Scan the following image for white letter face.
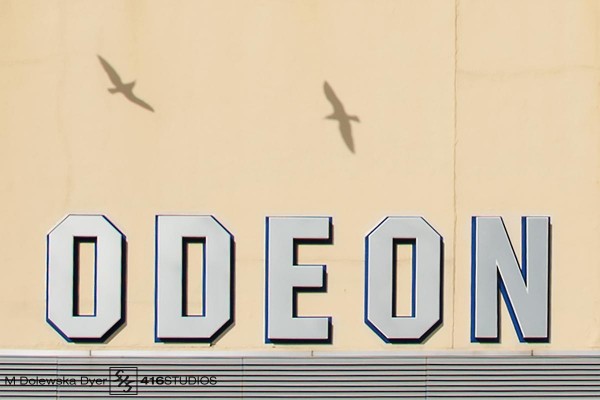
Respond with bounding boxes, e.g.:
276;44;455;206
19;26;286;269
155;215;233;342
471;216;550;343
265;217;332;342
46;215;125;342
365;217;442;343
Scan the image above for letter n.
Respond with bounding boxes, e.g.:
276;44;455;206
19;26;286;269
471;216;550;343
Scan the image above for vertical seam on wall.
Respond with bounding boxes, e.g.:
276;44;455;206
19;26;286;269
451;0;460;349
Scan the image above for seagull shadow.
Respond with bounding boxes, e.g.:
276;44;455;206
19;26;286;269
97;55;154;112
323;81;359;153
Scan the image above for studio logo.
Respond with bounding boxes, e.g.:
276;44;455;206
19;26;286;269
109;367;138;395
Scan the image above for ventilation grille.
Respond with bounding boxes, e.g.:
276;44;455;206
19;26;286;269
0;354;599;398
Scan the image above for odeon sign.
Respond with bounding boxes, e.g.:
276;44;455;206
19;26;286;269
45;214;550;345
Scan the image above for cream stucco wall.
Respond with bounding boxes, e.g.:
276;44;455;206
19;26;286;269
0;0;598;352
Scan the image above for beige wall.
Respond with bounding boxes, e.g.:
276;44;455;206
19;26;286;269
0;0;598;351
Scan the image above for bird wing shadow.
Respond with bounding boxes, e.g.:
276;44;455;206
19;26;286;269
125;93;154;112
339;120;355;153
323;81;345;113
97;55;123;87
